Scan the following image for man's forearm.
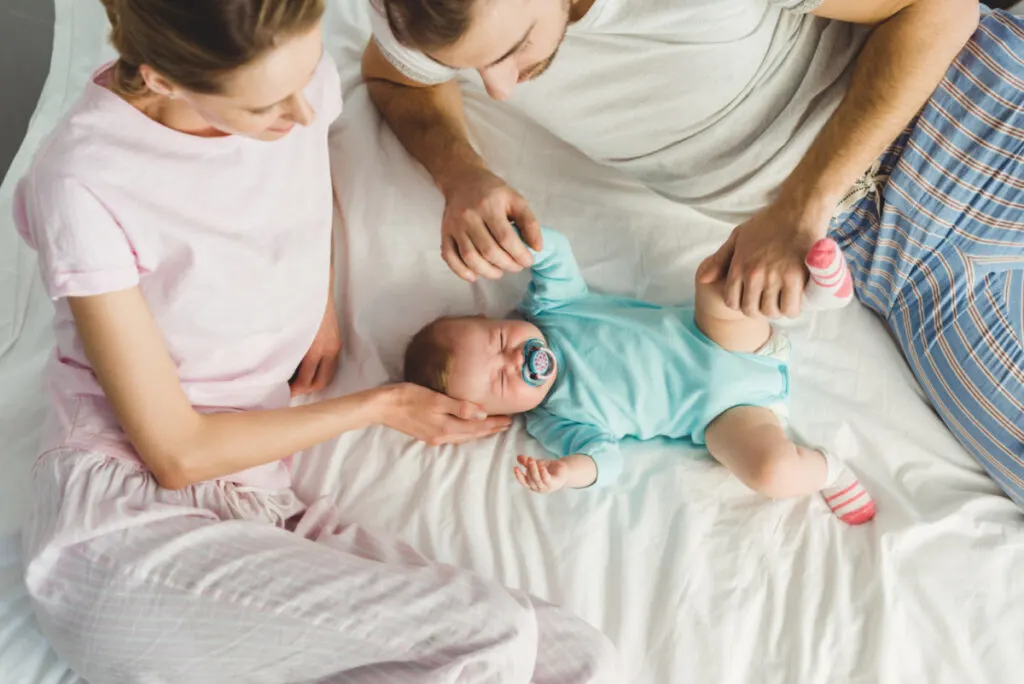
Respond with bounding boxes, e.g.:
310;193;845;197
777;0;980;230
365;79;487;194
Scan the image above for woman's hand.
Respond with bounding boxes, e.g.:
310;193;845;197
696;199;828;319
375;383;511;445
290;297;342;397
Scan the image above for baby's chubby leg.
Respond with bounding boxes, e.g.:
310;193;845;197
705;406;876;524
705;406;827;498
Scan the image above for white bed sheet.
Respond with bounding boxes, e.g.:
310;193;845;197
2;2;1023;682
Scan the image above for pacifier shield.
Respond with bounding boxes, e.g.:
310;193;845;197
522;339;555;387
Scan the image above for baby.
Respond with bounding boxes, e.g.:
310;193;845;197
405;228;875;525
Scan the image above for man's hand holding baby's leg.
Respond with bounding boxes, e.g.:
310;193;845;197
514;454;598;493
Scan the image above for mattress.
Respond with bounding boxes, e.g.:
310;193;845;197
2;2;1023;682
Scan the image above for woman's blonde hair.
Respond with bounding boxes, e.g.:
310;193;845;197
99;0;325;98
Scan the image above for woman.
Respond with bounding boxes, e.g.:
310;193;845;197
14;1;620;681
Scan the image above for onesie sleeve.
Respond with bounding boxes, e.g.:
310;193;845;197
13;175;139;300
766;0;824;12
368;0;459;85
517;227;589;316
524;407;623;487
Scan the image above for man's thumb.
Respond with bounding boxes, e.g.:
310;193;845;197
697;252;725;283
698;234;735;283
511;197;543;251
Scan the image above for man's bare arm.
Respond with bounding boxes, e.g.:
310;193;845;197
778;0;981;219
362;40;487;192
699;0;980;317
361;40;542;280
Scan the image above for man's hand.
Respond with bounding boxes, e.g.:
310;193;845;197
440;165;543;282
697;199;829;319
290;297;342;396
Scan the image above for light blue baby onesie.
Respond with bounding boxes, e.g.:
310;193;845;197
520;228;790;486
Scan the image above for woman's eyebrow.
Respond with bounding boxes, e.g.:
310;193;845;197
247;49;324;110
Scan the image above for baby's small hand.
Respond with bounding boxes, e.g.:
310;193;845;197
514;455;569;494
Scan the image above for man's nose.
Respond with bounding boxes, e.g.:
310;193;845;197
479;61;518;101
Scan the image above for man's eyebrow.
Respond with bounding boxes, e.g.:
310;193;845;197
428;24;535;70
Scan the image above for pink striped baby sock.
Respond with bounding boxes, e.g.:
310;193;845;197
804;238;854;310
819;449;876;525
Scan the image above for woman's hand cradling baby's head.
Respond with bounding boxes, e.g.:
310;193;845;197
375;383;510;446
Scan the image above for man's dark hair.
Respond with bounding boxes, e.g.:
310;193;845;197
378;0;476;51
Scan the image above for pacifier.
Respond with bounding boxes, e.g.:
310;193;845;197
521;338;555;387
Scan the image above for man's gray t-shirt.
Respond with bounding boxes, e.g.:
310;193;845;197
370;0;870;221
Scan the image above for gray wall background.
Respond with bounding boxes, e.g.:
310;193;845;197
1;0;54;182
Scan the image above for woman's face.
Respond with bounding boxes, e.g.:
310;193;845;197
160;23;326;141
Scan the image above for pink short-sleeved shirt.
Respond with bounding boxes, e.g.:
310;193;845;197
13;55;344;490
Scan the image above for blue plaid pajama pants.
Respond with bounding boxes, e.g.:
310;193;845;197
831;9;1024;506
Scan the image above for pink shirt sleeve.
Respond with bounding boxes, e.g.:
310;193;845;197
317;53;344;124
14;176;139;300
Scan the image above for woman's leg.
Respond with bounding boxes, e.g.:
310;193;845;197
23;450;620;684
831;9;1024;506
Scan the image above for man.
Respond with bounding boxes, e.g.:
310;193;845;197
361;1;1024;508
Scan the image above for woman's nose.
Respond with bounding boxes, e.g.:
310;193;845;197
285;93;315;126
479;61;518;101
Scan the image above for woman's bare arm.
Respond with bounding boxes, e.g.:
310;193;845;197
70;287;508;489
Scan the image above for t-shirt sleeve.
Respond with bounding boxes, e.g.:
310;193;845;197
525;407;624;487
14;175;139;300
314;53;344;124
767;0;824;12
517;227;589;316
368;0;459;85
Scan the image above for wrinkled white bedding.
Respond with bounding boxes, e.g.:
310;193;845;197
1;2;1022;682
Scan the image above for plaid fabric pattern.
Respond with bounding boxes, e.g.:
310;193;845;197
831;9;1024;506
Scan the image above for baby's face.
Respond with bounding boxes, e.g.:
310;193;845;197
443;317;556;416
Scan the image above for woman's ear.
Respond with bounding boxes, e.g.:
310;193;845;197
138;64;178;98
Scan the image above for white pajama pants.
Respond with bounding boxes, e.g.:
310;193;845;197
21;449;622;683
